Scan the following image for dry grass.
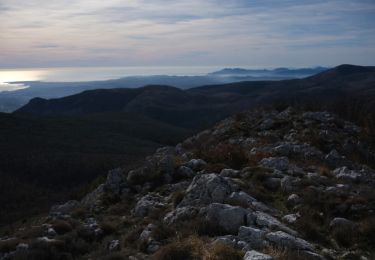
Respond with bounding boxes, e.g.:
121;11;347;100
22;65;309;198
153;236;243;260
49;219;73;235
264;246;307;260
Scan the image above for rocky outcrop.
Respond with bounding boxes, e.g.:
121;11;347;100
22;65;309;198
3;109;374;260
178;173;236;207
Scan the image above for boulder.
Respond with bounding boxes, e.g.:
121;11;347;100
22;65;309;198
107;240;120;252
220;168;241;178
254;211;297;236
202;203;253;234
178;174;235;207
238;226;266;249
280;176;300;193
105;168;125;194
133;194;165;217
259;157;289;171
184;159;207;171
50;200;81;216
244;250;273;260
265;231;314;251
329;218;356;230
163;206;199;224
226;191;257;208
333;167;361;182
174;166;195;179
286;194;302;208
127;147;175;184
303;111;334;123
282;214;299;224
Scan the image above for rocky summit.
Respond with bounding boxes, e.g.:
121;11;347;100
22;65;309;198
1;108;374;260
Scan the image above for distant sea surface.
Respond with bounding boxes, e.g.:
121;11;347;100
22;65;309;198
0;66;234;91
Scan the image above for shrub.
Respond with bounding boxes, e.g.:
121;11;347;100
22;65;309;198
100;220;118;235
200;143;248;169
49;219;73;235
153;236;204;260
204;243;243;260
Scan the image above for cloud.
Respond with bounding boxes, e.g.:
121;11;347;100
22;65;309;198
0;0;374;68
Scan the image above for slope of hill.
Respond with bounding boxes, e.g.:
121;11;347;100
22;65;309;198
1;108;374;260
16;65;375;130
0;112;192;226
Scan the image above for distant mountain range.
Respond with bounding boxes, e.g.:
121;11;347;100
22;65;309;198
209;66;328;77
0;66;329;112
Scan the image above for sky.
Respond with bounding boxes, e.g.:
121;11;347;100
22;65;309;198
0;0;375;68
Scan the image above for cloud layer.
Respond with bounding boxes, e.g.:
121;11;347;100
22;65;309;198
0;0;374;68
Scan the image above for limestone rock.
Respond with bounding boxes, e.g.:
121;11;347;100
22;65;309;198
244;250;273;260
259;157;289;171
178;174;235;207
202;203;253;234
265;231;314;251
133;194;165;217
238;226;266;249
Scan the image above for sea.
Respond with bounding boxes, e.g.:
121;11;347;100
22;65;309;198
0;66;230;92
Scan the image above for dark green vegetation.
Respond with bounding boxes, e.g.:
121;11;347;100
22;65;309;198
17;65;375;131
0;112;191;226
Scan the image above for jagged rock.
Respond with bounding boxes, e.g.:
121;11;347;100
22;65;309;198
178;173;235;207
163;206;200;224
333;167;362;182
174;166;195;179
139;224;157;241
202;203;254;234
184;158;207;171
254;211;297;236
81;184;105;211
265;231;314;251
303;111;334;123
50;200;81;216
282;214;299;224
243;250;273;260
259;118;275;130
259;157;289;171
286;194;302;208
108;240;120;252
82;218;103;238
238;226;266;249
329;217;356;230
133;194;165;217
325;150;345;168
47;227;57;237
251;202;279;215
226;191;256;207
280;176;300;193
127;147;175;184
220;168;241;178
105;168;125;194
